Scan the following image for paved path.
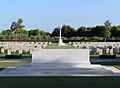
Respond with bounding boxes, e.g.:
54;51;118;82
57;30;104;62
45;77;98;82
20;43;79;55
0;58;120;63
91;58;120;62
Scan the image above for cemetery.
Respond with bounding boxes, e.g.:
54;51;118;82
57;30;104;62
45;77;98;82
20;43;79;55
0;30;120;88
0;28;120;77
71;42;120;55
1;0;120;88
0;43;120;88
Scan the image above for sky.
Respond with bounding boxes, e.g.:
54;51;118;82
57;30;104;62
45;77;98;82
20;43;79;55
0;0;120;32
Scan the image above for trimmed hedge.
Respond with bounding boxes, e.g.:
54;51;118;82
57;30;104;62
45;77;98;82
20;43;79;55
5;55;23;59
99;55;116;59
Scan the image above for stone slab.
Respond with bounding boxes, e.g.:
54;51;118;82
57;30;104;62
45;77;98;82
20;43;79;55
32;49;90;67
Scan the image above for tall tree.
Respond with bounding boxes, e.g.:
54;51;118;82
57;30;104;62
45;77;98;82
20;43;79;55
10;18;25;40
10;18;25;32
16;18;25;30
103;20;112;41
67;25;76;37
104;20;111;27
51;27;62;37
77;26;88;37
10;22;17;31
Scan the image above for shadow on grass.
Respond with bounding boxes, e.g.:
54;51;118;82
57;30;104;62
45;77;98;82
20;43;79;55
0;76;120;88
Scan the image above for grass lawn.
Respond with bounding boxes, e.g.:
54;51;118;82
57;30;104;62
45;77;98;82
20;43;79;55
116;55;120;58
22;54;32;58
115;66;120;70
45;43;76;49
90;55;99;58
0;62;30;68
0;77;120;88
0;53;6;58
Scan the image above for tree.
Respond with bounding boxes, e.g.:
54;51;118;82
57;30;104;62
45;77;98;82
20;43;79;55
104;20;111;27
103;20;112;41
2;29;13;35
77;26;88;37
10;18;25;32
10;22;17;31
10;18;25;40
51;27;61;37
28;29;46;37
61;25;68;37
1;29;13;40
103;26;111;38
67;25;76;37
111;26;120;37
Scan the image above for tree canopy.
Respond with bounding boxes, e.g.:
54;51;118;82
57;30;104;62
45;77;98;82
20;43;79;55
1;19;120;42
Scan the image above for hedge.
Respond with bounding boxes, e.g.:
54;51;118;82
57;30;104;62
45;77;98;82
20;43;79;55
99;55;116;59
5;55;23;59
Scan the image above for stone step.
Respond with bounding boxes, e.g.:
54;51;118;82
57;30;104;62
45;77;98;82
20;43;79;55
7;69;113;76
15;67;106;71
8;67;113;75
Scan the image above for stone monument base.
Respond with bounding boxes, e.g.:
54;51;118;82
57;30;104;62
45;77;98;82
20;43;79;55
58;39;66;46
0;49;120;76
0;64;116;76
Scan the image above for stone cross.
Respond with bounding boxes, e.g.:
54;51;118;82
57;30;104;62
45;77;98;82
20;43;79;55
58;27;66;46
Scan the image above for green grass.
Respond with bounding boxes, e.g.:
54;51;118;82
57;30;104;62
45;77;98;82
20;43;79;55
0;62;30;68
0;77;120;88
22;54;32;58
115;66;120;70
45;43;76;49
116;55;120;58
90;55;99;58
0;53;6;58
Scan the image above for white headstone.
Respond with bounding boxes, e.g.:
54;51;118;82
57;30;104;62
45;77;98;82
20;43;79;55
19;50;22;54
106;48;109;54
99;49;103;55
7;49;11;55
110;48;113;55
49;42;52;45
1;48;4;53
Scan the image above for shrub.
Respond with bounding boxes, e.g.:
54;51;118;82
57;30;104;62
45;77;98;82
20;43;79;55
99;55;116;59
5;55;23;59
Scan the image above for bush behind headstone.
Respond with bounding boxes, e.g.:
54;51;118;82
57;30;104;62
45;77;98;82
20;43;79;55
5;55;23;59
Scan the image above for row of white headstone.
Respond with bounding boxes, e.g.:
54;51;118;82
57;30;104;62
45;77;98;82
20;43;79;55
0;42;51;55
70;42;120;55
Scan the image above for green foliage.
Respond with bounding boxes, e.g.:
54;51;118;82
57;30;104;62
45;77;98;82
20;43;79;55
5;55;23;59
104;20;111;27
1;19;120;42
99;55;116;59
51;25;76;38
0;19;50;41
10;18;25;31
